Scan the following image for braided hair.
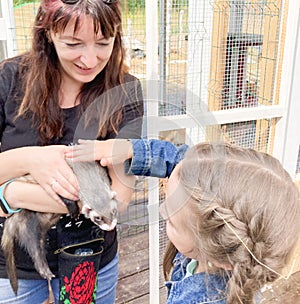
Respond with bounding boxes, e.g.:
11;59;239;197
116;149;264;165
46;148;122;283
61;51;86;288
164;142;300;304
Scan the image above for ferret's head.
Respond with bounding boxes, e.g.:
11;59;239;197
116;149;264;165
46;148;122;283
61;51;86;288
80;188;119;231
68;160;120;230
82;199;118;231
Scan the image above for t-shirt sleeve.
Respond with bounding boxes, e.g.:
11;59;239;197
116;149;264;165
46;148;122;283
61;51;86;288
0;58;23;148
0;62;14;142
115;77;144;139
0;62;9;139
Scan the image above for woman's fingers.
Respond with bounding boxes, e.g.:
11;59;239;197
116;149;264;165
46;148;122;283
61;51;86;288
28;145;80;203
50;170;79;199
49;180;79;203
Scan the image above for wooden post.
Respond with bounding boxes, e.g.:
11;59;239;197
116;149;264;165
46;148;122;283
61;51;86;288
208;0;230;112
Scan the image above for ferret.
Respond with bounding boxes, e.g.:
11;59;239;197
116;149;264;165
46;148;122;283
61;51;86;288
1;160;118;295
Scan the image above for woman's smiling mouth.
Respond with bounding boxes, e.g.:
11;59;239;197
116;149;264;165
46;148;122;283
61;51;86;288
75;63;92;71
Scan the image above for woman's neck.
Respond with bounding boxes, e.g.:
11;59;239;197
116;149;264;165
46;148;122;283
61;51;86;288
59;80;82;109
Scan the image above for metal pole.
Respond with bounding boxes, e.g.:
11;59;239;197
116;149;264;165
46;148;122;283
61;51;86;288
1;0;18;58
145;0;160;303
273;0;300;177
159;0;167;108
0;1;8;60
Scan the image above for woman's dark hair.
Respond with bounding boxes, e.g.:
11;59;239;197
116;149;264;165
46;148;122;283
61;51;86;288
17;0;128;143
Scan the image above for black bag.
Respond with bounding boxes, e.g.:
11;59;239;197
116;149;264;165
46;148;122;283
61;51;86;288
55;237;105;304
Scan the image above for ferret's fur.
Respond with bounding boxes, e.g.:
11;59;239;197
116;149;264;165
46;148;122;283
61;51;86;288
1;160;118;294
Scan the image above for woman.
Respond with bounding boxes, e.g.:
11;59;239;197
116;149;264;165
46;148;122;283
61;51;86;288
0;0;143;303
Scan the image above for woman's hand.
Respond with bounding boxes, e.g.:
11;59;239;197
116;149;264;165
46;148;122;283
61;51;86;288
65;139;133;166
25;145;79;205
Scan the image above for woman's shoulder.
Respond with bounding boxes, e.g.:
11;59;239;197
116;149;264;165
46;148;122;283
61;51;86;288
0;55;27;88
123;72;141;84
0;55;24;73
0;55;26;102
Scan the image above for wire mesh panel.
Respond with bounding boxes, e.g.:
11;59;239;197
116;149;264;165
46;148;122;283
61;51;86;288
122;1;147;78
12;1;39;53
209;1;282;110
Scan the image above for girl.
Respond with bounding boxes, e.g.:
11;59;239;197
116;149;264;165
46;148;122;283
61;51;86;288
0;0;143;303
68;139;300;303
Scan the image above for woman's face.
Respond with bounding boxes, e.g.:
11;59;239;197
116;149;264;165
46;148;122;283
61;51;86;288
160;164;198;259
51;15;115;85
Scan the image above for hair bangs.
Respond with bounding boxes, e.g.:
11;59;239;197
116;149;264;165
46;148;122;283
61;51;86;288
41;0;120;38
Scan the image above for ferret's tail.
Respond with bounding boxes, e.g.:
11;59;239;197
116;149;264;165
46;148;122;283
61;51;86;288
1;228;18;295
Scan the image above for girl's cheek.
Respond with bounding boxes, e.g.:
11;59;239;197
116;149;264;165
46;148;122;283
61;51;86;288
165;221;174;243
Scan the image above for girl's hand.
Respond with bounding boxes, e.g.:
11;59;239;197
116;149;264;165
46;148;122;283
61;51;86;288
65;139;133;166
26;145;79;205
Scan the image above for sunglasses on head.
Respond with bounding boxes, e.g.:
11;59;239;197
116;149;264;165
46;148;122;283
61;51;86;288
61;0;118;4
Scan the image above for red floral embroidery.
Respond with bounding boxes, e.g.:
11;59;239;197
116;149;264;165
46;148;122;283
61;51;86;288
63;261;97;304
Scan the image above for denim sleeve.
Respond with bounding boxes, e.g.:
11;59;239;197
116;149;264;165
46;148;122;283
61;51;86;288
124;139;189;178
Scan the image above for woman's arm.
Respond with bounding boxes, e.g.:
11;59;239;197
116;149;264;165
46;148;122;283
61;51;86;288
0;145;79;207
4;181;69;213
108;163;136;212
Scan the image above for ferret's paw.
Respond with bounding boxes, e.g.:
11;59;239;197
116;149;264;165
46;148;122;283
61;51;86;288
40;268;55;281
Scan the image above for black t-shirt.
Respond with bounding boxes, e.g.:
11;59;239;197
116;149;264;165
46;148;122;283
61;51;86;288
0;56;144;279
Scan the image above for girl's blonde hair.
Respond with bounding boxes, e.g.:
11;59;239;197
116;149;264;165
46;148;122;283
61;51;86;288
164;142;300;304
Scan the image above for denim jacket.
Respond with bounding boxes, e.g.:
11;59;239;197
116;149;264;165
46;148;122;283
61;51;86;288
124;139;189;178
165;253;228;304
